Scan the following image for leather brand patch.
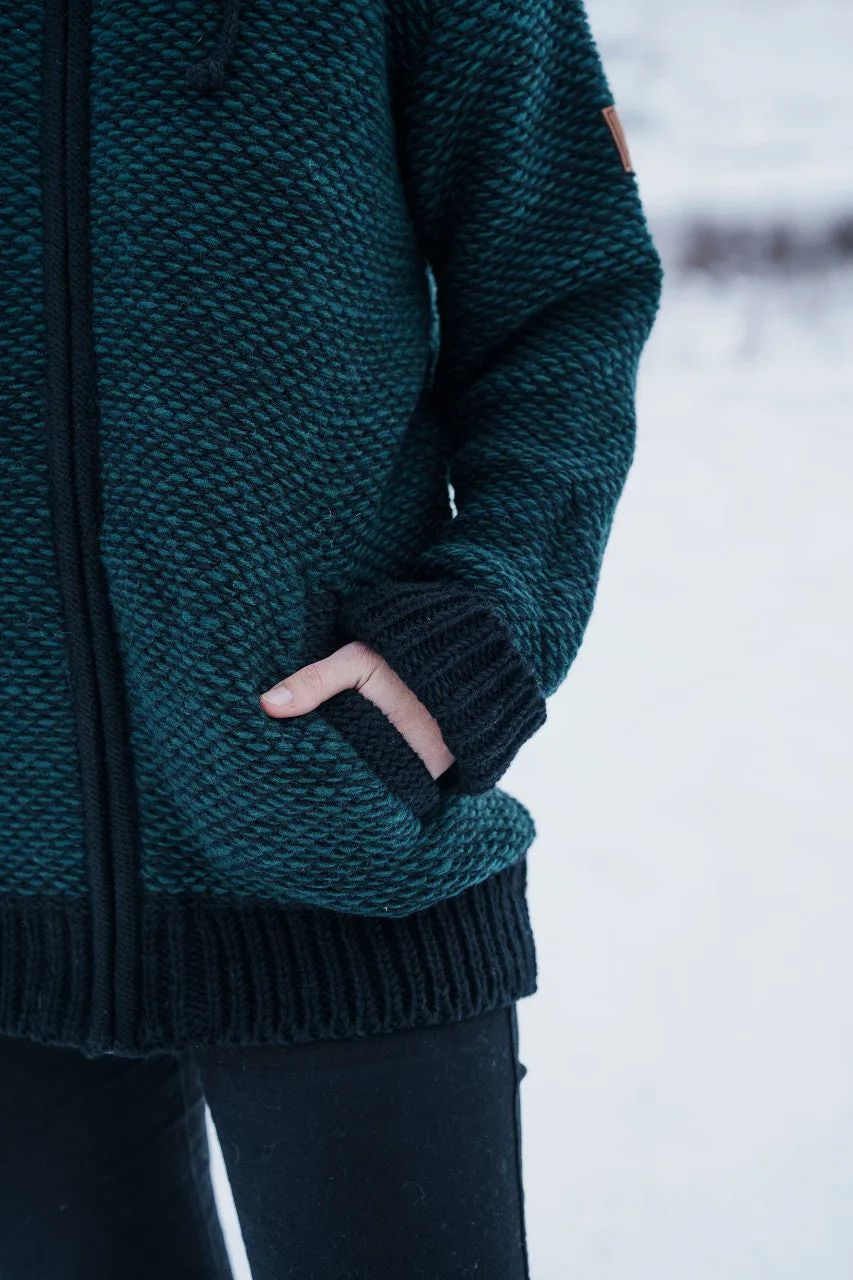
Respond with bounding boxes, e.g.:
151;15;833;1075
602;104;634;173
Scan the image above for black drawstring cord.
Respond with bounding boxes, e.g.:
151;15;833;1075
185;0;241;93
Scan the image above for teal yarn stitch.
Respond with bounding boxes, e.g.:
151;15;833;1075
0;0;662;1054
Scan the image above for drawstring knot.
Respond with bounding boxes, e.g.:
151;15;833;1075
185;0;241;94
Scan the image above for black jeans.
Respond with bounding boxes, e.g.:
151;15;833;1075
0;1003;529;1279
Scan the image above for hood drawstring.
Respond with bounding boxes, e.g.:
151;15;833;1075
185;0;241;94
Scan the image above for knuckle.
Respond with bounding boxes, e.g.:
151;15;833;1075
346;639;377;669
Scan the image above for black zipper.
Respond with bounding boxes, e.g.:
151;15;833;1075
41;0;141;1052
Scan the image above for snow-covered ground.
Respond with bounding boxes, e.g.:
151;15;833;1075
520;265;853;1280
210;3;853;1275
517;2;853;1276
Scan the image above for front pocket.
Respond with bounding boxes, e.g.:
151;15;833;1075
301;588;443;822
106;524;531;915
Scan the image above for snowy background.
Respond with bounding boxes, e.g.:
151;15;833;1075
211;1;853;1274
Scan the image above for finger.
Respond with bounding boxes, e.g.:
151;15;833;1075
259;641;378;717
351;665;457;778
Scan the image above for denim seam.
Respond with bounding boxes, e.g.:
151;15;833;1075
177;1056;235;1278
508;1004;532;1279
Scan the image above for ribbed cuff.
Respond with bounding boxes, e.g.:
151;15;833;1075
336;580;547;795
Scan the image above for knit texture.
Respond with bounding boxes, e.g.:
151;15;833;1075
0;0;662;1054
336;580;548;796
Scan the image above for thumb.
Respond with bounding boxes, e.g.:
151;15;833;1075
259;640;379;717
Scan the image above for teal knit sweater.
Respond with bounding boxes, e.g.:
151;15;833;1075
0;0;662;1055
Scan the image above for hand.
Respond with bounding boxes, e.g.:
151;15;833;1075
259;641;456;781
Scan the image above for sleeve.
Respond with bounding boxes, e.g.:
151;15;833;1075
336;0;664;798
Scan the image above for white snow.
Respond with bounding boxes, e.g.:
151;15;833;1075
589;0;853;226
519;265;853;1280
516;1;853;1275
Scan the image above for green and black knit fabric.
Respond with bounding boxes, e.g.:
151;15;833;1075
0;0;663;1056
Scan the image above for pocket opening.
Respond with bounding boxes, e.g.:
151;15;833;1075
316;686;442;821
302;587;443;821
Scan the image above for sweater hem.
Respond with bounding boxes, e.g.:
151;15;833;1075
0;857;537;1058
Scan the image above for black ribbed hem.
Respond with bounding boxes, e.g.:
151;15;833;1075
0;858;537;1058
336;580;548;794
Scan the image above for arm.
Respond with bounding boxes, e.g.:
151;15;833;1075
337;0;664;796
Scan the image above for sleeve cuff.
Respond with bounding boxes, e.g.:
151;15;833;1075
334;579;547;795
